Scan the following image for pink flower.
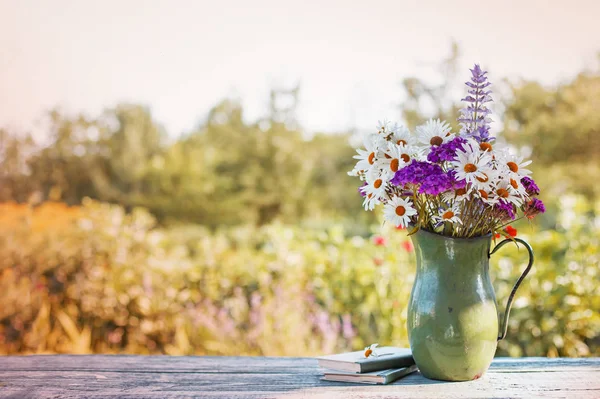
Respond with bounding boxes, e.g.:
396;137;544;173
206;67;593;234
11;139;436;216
373;236;387;246
401;241;413;252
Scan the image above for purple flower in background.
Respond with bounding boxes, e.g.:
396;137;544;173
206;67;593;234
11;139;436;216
458;64;493;142
341;314;355;340
524;198;546;219
521;177;540;196
494;199;516;221
427;136;467;163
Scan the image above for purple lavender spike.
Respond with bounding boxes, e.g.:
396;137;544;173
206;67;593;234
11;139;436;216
458;64;494;142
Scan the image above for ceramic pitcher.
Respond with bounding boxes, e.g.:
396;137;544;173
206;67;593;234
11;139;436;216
407;229;533;381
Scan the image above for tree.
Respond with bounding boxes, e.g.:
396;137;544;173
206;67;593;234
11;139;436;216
502;67;600;199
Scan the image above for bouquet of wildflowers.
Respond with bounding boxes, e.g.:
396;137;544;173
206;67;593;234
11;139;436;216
349;65;545;238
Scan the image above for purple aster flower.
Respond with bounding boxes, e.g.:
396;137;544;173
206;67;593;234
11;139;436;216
520;177;540;196
524;198;545;219
494;199;516;221
391;161;439;186
391;160;456;195
458;64;494;142
419;172;454;195
358;182;368;197
427;136;467;163
447;170;467;189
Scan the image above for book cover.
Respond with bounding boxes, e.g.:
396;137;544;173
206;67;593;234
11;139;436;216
317;347;414;373
322;364;418;385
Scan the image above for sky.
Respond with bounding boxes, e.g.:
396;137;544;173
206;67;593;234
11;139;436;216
1;0;599;138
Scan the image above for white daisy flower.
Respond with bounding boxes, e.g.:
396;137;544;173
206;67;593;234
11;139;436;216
433;205;463;225
476;188;498;205
362;190;381;211
502;153;533;179
347;168;362;178
361;168;392;210
507;175;529;198
450;139;493;186
415;119;453;147
377;143;414;174
441;186;470;203
350;134;385;177
365;168;392;194
390;123;416;146
362;175;386;210
490;177;525;207
376;120;392;135
383;196;417;228
471;167;501;192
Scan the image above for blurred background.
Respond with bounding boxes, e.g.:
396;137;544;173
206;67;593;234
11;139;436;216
0;0;599;357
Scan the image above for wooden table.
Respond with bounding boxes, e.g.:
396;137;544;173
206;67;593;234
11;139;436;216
0;356;598;398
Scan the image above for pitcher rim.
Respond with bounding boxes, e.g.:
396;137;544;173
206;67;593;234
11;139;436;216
415;228;492;242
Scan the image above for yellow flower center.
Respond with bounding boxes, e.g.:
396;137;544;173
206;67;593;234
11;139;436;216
395;206;406;216
510;179;519;189
368;152;375;165
384;153;392;159
497;188;509;198
455;188;467;196
401;154;410;163
443;210;454;220
479;190;488;199
430;136;443;146
479;142;493;152
374;179;383;189
464;163;477;173
390;159;400;172
507;162;519;172
397;139;407;146
476;173;489;183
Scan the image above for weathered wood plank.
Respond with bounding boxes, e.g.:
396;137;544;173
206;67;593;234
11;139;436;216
0;370;598;399
1;355;598;373
0;356;598;399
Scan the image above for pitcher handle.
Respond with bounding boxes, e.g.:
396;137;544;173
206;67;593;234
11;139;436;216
489;237;534;341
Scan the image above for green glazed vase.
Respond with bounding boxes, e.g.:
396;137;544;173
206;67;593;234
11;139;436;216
407;229;534;381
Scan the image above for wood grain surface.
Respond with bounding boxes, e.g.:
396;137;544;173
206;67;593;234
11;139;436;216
0;356;598;398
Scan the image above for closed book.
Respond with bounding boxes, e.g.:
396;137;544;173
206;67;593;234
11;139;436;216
317;347;414;373
322;365;418;385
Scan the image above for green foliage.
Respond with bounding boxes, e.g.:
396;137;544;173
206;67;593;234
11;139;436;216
1;50;599;358
496;195;600;357
0;99;370;227
1;199;598;357
502;67;600;199
503;70;600;164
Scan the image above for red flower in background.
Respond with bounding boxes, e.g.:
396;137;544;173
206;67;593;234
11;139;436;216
504;226;517;237
395;225;406;231
494;233;501;239
401;241;413;252
373;236;387;246
373;257;384;266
